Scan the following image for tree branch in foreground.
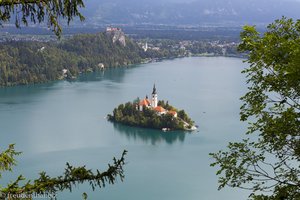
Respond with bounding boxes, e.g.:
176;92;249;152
0;0;85;37
0;148;127;198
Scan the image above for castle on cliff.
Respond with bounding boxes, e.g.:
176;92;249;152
106;27;126;47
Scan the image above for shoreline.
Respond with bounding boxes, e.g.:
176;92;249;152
0;55;243;88
108;119;197;132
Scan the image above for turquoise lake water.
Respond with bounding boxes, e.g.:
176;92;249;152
0;57;251;199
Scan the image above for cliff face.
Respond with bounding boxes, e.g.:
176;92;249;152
106;27;126;47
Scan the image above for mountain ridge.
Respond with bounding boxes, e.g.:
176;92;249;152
79;0;300;27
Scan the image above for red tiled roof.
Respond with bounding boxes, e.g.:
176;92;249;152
169;110;177;116
139;99;151;106
154;106;165;113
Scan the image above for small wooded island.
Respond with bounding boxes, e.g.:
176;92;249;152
108;85;196;131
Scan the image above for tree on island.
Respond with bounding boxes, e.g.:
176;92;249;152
108;101;194;130
0;0;85;37
210;17;300;200
0;1;129;199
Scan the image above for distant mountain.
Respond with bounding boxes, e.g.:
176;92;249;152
80;0;300;26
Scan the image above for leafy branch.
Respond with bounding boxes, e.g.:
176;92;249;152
210;17;300;200
0;145;127;198
0;0;85;37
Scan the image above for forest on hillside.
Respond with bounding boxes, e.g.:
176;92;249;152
0;31;192;86
0;33;146;86
0;31;239;87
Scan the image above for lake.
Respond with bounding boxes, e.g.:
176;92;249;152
0;57;250;200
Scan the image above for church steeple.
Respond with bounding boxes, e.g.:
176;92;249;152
151;84;158;108
152;84;157;95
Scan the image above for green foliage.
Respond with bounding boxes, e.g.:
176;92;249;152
210;17;300;200
0;33;143;86
0;35;240;87
158;100;175;111
108;101;192;130
0;41;78;86
82;192;88;200
0;0;85;37
177;110;194;125
0;144;21;178
0;145;127;199
60;33;143;68
157;100;193;126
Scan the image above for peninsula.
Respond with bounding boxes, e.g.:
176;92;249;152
108;85;196;131
0;27;240;87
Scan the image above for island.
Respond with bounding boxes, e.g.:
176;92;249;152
107;85;196;131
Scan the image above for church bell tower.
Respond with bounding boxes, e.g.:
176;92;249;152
151;84;158;108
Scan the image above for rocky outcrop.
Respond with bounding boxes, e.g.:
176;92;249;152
106;27;126;47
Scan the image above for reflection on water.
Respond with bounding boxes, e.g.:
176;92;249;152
0;82;56;101
0;57;250;200
112;122;186;145
77;66;136;83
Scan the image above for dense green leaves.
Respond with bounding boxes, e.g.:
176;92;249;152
61;33;143;69
108;101;193;130
210;17;300;200
0;33;207;87
0;33;144;86
0;0;85;37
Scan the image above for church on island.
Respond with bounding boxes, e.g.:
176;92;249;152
138;85;178;118
108;84;196;131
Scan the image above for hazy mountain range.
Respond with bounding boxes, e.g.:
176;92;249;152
80;0;300;27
